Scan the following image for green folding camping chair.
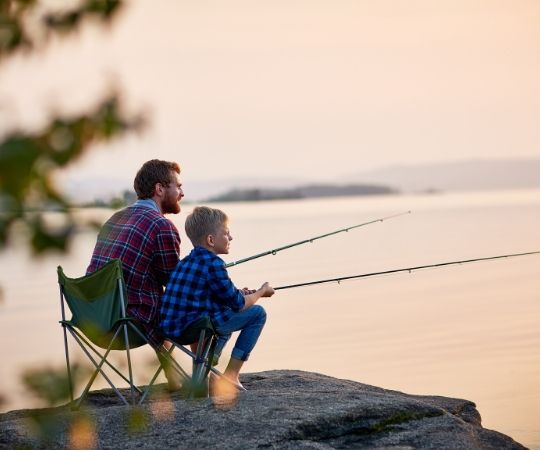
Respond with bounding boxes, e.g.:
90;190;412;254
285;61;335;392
58;259;190;408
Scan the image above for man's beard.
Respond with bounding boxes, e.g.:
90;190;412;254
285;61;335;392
162;194;180;214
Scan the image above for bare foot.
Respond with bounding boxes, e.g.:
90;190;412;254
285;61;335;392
210;374;240;410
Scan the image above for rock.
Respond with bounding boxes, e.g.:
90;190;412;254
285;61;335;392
0;370;526;449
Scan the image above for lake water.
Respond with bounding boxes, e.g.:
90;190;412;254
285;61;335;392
1;189;539;448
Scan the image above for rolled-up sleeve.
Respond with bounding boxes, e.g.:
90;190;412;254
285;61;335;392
207;259;245;312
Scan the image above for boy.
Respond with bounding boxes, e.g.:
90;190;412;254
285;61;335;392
160;206;274;388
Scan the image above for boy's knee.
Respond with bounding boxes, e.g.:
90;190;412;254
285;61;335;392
251;304;267;324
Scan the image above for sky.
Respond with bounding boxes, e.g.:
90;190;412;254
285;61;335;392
0;0;539;196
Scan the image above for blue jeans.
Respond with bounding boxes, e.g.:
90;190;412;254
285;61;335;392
214;305;267;362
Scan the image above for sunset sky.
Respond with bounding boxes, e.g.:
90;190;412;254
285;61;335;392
0;0;538;191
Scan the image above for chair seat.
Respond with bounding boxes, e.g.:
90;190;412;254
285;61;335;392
167;316;215;346
60;318;149;350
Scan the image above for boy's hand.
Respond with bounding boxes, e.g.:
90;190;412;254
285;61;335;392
241;282;275;310
259;282;275;298
241;287;256;295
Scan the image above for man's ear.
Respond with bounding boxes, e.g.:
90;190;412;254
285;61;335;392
154;182;166;197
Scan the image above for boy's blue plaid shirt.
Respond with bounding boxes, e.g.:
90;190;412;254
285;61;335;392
160;246;245;338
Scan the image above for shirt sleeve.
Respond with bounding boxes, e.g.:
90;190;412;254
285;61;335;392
153;220;181;286
207;257;245;312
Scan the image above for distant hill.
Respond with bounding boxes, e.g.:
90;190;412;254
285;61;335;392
61;158;540;205
60;175;305;203
346;159;540;192
207;183;397;202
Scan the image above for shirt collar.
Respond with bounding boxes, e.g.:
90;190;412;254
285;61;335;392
193;245;212;254
133;198;161;214
193;245;222;259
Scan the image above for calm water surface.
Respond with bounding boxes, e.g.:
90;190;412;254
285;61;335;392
1;189;539;448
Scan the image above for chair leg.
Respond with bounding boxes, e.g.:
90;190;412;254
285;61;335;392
125;323;190;403
139;351;170;405
192;330;204;381
138;346;191;405
122;323;136;405
163;350;190;381
200;335;216;380
191;329;210;398
59;288;74;403
69;327;129;409
71;328;143;395
175;343;245;392
62;324;74;403
171;333;246;398
197;331;214;383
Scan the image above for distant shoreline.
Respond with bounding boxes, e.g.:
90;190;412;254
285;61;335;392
205;183;399;203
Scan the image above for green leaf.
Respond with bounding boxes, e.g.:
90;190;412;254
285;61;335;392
29;216;73;254
126;407;150;434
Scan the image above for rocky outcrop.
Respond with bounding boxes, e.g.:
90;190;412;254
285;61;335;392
0;370;526;449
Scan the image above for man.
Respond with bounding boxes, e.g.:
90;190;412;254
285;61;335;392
87;159;183;386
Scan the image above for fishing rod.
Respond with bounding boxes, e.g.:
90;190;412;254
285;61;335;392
226;210;411;268
274;250;540;290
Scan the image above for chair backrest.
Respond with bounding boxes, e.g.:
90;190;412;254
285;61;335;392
58;259;146;349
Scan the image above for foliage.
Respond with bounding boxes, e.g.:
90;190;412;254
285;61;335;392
126;406;150;434
18;363;95;445
0;0;122;61
19;362;158;444
0;0;148;443
21;363;90;407
0;95;144;252
0;0;144;254
23;406;97;448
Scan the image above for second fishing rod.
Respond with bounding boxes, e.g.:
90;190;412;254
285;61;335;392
273;250;540;291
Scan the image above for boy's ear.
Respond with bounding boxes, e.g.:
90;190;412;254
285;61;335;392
206;234;215;247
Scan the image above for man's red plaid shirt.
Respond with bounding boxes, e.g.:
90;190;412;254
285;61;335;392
87;203;180;346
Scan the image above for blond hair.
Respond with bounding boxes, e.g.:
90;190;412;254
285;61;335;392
185;206;228;246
